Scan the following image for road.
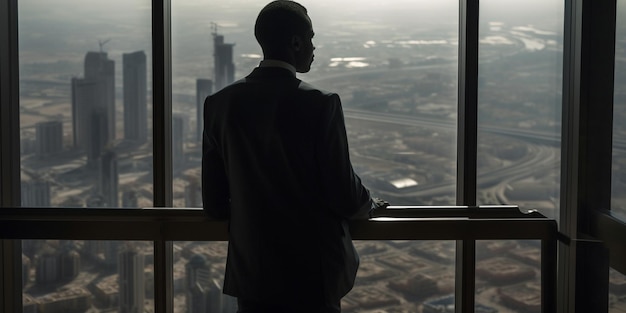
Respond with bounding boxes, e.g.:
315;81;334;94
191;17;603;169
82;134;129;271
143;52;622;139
343;108;561;205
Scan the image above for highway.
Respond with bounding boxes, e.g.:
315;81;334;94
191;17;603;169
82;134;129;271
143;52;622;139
343;108;561;205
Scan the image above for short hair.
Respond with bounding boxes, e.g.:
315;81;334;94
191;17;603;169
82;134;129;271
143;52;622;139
254;1;311;52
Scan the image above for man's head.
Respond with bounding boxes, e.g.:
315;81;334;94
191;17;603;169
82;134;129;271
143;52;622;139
255;0;315;73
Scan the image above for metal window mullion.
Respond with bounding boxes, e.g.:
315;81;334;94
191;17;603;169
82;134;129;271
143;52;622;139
559;0;583;310
456;0;479;312
152;0;172;207
152;0;173;312
561;0;618;311
457;0;479;206
558;1;582;312
0;0;20;207
1;0;22;312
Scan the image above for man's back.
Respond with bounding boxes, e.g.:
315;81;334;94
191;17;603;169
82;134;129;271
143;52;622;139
202;66;371;307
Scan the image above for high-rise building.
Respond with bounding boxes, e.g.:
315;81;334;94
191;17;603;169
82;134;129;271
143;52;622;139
185;254;219;313
87;108;109;167
71;51;115;160
213;33;235;91
35;252;60;285
196;78;213;142
60;246;80;280
123;51;148;143
22;254;31;286
221;293;238;313
35;120;63;158
122;190;139;208
173;114;185;168
21;174;51;207
185;178;202;208
187;283;213;313
185;254;211;290
72;77;98;148
119;244;145;313
99;149;119;207
83;240;104;261
103;241;121;268
85;194;106;208
84;51;115;141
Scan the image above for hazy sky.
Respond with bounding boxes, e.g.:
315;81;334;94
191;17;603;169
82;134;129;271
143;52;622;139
17;0;567;91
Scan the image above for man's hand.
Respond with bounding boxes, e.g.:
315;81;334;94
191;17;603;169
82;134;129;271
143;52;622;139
369;197;389;218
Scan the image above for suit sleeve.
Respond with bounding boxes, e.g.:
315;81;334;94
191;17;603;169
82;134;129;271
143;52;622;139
202;96;231;219
318;94;373;219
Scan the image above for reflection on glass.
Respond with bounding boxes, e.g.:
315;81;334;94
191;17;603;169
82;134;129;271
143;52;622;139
18;0;153;208
172;0;459;207
476;240;542;313
173;241;455;312
22;240;154;313
612;0;626;221
609;268;626;312
477;0;564;220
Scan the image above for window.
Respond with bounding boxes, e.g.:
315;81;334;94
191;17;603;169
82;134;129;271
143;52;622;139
17;1;154;311
477;0;564;220
171;0;459;207
609;267;626;312
18;0;153;209
3;0;625;312
22;240;154;313
612;0;626;222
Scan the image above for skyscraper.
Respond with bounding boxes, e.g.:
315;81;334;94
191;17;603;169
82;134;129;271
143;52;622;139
71;51;115;163
84;51;115;141
72;77;104;149
35;251;60;285
185;254;211;290
60;245;80;280
172;114;185;168
87;108;109;167
103;241;121;268
21;174;51;207
35;120;63;158
123;51;148;143
185;254;219;313
196;78;213;142
99;149;119;207
122;190;139;208
184;178;202;208
119;244;145;313
213;33;235;91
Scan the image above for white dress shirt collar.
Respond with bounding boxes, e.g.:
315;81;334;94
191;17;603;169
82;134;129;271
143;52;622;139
259;59;296;76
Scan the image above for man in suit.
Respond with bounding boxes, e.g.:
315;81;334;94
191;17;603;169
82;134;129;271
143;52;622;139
202;1;385;312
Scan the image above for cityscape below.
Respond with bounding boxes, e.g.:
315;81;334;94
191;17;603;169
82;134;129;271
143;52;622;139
14;0;626;312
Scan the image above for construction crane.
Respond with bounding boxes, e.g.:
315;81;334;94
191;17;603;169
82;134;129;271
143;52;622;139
211;22;218;36
98;39;111;53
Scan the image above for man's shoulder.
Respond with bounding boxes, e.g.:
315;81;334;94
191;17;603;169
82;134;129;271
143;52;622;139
297;80;336;98
213;78;248;95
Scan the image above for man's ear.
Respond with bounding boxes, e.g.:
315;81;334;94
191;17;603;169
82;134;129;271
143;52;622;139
291;35;302;52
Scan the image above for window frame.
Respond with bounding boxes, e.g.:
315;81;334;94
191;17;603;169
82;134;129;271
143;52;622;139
2;0;626;313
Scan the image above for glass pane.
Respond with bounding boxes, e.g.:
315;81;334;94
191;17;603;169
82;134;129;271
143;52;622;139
612;0;626;221
22;240;154;312
18;0;153;208
476;240;542;313
173;241;455;312
609;267;626;312
477;0;564;220
172;0;459;207
172;241;234;312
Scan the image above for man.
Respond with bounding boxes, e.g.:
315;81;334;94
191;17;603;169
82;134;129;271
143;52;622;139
202;1;385;312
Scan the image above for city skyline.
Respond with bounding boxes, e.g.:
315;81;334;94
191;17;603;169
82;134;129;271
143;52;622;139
13;1;626;312
17;1;569;210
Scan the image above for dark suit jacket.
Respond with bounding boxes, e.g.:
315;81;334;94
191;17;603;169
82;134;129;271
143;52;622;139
202;66;372;306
